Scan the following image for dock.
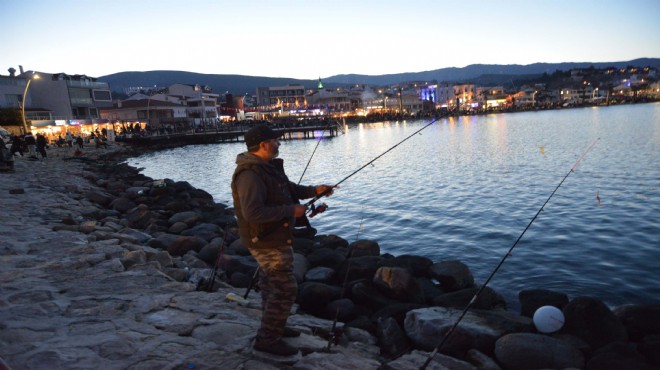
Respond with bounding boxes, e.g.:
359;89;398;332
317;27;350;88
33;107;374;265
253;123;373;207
120;124;338;148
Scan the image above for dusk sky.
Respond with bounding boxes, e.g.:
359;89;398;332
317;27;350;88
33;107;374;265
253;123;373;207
2;0;659;79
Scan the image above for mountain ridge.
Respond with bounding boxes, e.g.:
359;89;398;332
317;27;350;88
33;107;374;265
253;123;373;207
98;58;660;96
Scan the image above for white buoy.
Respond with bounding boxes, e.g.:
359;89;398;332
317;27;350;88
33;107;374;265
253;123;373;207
533;305;565;333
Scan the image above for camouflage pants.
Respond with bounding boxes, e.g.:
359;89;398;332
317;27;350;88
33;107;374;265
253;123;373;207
248;245;297;343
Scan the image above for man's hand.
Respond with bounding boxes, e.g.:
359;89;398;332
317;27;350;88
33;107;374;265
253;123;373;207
293;204;307;218
315;184;336;197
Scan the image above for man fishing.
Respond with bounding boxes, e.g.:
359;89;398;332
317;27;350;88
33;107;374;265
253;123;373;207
231;124;334;356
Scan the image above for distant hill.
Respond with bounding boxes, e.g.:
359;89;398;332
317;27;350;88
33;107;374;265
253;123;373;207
97;71;333;96
99;58;660;95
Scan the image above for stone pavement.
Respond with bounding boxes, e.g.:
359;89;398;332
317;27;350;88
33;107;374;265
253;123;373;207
0;144;454;370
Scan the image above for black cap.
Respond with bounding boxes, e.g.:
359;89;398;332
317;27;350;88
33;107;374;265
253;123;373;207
245;125;281;147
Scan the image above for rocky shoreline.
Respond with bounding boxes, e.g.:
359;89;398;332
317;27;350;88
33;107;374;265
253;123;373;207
1;142;658;370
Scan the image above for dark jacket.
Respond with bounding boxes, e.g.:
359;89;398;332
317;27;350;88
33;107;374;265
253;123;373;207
231;152;316;249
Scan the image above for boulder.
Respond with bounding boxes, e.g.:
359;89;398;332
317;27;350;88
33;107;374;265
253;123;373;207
323;298;358;321
494;333;585;370
613;304;660;341
292;253;309;284
125;204;154;229
110;196;137;213
317;234;349;249
586;341;655;370
168;222;188;234
378;254;434;278
562;296;628;350
304;266;336;284
167;211;201;226
351;280;399;311
429;260;474;292
404;307;532;356
639;334;660;367
166;236;207;256
433;286;506;310
347;239;380;257
376;316;411;357
86;190;114;207
307;247;346;270
297;282;343;316
180;222;221;241
121;250;146;269
373;266;425;304
416;277;445;304
338;255;382;282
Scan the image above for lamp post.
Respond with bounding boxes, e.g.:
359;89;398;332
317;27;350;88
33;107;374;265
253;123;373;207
21;72;40;134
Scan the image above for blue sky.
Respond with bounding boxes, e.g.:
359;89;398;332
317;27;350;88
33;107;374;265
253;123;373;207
1;0;659;79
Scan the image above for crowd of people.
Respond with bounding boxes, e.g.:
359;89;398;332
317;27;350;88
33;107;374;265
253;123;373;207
0;129;110;170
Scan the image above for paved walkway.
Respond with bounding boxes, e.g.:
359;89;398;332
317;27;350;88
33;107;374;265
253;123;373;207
0;144;392;370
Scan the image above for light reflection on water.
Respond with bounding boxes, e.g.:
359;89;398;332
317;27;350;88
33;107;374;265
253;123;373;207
128;103;660;309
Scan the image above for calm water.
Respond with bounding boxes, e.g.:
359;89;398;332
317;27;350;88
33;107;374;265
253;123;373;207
128;103;660;309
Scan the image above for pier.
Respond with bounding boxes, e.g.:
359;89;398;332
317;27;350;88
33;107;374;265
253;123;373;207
120;124;338;148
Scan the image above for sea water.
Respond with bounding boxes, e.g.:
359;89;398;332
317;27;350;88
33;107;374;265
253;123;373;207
128;103;660;309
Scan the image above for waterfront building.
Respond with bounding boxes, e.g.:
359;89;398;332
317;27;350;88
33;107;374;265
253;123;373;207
256;85;306;109
0;66;113;139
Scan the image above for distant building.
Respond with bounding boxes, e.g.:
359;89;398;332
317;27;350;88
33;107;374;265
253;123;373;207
256;85;306;108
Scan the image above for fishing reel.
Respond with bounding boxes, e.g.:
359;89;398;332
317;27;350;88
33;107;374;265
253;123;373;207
308;202;328;218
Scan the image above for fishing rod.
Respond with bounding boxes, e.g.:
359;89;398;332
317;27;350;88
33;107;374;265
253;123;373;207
198;225;229;292
419;138;600;370
326;207;367;350
306;118;438;217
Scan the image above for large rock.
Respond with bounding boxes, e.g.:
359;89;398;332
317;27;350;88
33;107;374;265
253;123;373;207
347;239;380;257
292;252;308;284
351;280;399;311
586;341;655;370
376;316;411;357
166;236;207;256
125;204;155;229
338;256;382;282
373;266;425;304
494;333;585;370
86;190;115;207
404;307;532;356
433;286;506;310
110;196;137;213
323;298;358;321
562;296;628;350
384;350;478;370
378;254;434;278
639;335;660;367
317;234;349;250
306;247;346;270
304;266;336;284
429;260;474;292
297;282;343;316
167;211;201;226
613;304;660;341
180;222;221;241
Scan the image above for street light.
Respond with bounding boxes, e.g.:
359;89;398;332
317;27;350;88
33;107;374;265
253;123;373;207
21;72;40;134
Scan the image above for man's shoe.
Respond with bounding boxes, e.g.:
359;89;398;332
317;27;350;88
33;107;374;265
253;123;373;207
283;327;301;338
254;339;298;356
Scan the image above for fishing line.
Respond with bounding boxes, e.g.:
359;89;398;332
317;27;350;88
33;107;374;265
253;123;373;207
420;137;600;370
298;120;338;184
305;118;438;211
